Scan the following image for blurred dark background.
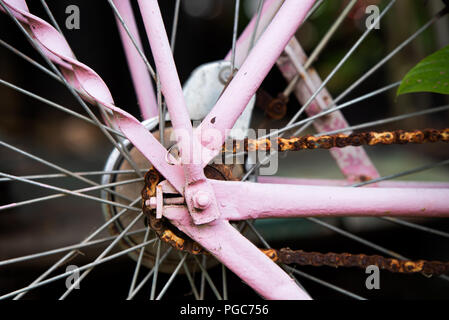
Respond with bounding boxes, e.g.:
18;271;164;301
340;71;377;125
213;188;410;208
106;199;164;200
1;0;449;300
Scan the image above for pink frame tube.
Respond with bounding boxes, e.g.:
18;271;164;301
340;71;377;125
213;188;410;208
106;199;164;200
206;180;449;220
113;0;158;120
196;0;317;166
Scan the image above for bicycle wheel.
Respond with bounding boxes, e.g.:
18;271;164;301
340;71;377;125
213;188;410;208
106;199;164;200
1;0;449;300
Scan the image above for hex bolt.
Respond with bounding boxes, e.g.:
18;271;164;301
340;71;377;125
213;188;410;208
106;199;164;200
193;191;211;209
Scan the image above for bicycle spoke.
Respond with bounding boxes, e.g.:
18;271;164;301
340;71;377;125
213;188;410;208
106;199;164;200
284;0;396;126
381;217;449;239
181;255;200;300
319;104;449;136
127;246;172;300
222;264;228;300
247;0;264;53
1;237;156;300
0;176;141;212
293;83;401;137
284;0;359;95
0;40;130;140
0;39;59;81
306;0;358;69
192;256;223;300
307;217;406;259
285;266;366;300
304;0;325;22
39;0;64;35
12;196;141;299
149;239;161;300
0;172;141;212
156;76;165;146
155;253;188;300
262;101;449;140
128;226;152;297
353;160;449;188
199;255;206;300
0;228;146;267
230;0;241;73
0;79;124;138
59;211;146;299
0;139;127;196
170;0;181;53
0;169;148;182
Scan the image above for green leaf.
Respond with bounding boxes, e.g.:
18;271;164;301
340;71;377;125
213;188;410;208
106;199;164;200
397;44;449;96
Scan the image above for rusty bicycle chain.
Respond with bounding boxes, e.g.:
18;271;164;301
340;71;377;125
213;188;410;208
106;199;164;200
223;128;449;152
261;249;449;276
141;128;449;276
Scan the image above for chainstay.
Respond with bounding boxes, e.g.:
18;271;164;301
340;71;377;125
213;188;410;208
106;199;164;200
142;168;449;277
223;128;449;152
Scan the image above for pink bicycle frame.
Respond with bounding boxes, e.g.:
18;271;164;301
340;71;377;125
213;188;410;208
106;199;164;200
4;0;449;300
129;0;449;300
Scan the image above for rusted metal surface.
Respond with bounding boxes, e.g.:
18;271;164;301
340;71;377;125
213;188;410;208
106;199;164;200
255;89;288;120
223;128;449;152
262;248;449;276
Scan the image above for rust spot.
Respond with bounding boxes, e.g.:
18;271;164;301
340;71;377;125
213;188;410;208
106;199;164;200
261;249;279;262
211;117;216;124
358;175;371;182
161;230;185;250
